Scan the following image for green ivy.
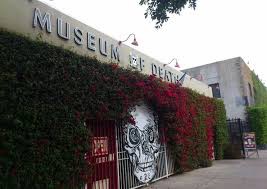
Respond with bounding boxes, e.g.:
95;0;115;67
247;106;267;145
0;30;228;188
252;71;267;105
213;100;229;159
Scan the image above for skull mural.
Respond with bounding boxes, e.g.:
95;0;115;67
124;105;160;183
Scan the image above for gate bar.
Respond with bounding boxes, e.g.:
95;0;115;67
115;121;120;189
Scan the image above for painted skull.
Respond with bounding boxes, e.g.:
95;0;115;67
124;105;160;183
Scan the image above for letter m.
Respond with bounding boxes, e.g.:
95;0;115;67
33;8;52;33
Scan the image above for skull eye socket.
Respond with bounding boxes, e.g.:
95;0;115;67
147;128;154;143
129;128;140;145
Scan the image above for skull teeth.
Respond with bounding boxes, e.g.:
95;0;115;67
137;161;154;171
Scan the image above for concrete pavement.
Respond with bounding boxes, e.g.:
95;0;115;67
144;150;267;189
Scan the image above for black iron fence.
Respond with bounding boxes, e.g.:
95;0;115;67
226;118;251;158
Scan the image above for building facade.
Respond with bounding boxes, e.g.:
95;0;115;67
0;0;212;97
183;57;255;120
0;0;217;189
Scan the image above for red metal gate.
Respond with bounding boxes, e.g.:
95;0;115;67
86;120;118;189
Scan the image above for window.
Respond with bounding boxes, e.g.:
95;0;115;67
209;83;221;98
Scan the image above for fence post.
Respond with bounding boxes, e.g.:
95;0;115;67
115;122;120;189
238;119;245;158
228;119;233;144
164;143;169;178
162;130;169;178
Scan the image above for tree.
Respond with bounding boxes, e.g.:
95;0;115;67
139;0;198;28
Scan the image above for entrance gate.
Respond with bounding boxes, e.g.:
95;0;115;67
86;120;118;189
85;120;176;189
116;122;176;189
227;118;251;158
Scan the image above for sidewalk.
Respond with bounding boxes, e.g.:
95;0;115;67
144;150;267;189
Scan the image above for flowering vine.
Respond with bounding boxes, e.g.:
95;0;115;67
0;30;228;188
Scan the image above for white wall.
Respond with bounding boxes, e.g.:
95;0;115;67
0;0;212;97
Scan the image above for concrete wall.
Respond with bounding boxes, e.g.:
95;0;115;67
0;0;212;97
183;57;254;120
240;61;255;106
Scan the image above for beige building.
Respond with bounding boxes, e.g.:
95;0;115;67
183;57;255;120
0;0;212;97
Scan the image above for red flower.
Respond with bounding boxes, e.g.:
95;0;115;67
100;104;109;113
75;111;81;121
128;116;136;125
110;63;119;70
135;81;145;88
119;75;127;82
89;85;96;94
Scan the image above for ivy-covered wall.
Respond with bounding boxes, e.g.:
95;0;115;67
213;100;228;160
0;30;228;189
247;106;267;146
252;71;267;106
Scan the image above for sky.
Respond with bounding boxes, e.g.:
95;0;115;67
40;0;267;85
